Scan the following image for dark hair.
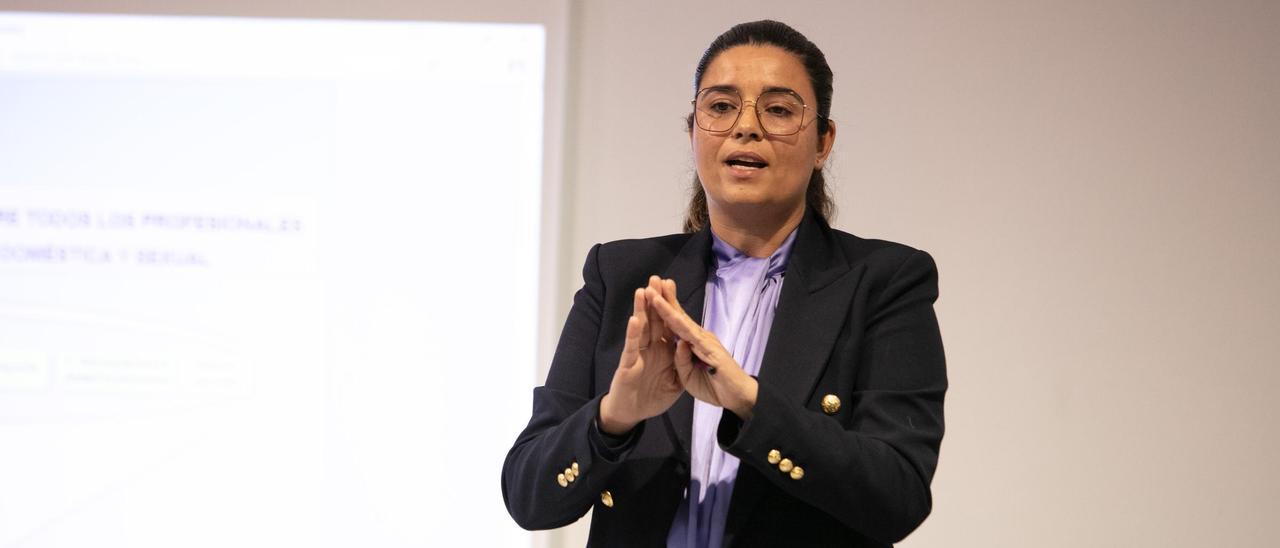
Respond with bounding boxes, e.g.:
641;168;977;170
683;20;835;233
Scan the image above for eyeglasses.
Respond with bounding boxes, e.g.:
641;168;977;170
692;88;824;136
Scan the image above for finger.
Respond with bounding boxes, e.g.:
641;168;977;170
647;293;694;344
619;315;642;369
659;279;699;329
662;278;679;306
646;295;725;368
667;280;692;340
646;276;666;347
652;278;683;317
648;304;669;348
633;287;650;346
684;336;723;369
647;289;700;341
665;280;689;323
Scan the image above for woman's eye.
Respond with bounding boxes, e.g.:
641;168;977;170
764;104;797;117
709;101;738;113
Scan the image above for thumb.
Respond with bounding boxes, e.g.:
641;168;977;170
674;339;694;381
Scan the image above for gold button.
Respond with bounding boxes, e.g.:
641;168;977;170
571;461;580;475
789;466;805;480
564;467;576;483
556;473;568;488
767;449;782;465
600;490;614;508
778;458;794;473
821;394;841;415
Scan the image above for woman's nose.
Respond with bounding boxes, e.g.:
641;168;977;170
732;101;764;140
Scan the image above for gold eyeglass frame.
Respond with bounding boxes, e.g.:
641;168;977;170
691;88;827;136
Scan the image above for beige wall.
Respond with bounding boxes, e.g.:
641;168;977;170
557;1;1279;546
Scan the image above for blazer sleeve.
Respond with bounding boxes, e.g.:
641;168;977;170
717;249;947;544
501;243;645;530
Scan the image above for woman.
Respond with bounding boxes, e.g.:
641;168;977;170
502;20;946;547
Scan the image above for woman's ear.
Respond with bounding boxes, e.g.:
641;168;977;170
815;119;836;169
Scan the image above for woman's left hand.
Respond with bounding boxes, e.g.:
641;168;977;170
645;279;759;421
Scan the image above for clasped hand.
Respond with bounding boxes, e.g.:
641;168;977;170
598;276;759;436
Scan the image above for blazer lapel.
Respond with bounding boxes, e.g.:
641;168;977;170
724;210;854;539
756;210;852;404
661;227;711;462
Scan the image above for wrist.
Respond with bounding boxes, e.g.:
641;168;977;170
728;375;758;421
599;393;639;436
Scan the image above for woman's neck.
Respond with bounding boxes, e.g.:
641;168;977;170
707;203;805;258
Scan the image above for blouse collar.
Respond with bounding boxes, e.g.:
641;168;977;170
710;227;798;279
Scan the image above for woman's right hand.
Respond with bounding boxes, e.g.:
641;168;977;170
598;276;683;435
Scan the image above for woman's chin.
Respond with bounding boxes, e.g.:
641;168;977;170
708;194;805;220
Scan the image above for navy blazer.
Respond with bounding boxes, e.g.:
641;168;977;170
502;210;947;546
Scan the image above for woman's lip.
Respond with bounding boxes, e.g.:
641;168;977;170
724;163;766;178
724;152;768;164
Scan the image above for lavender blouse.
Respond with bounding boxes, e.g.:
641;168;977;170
666;228;797;547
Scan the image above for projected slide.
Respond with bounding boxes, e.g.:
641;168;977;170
0;13;542;547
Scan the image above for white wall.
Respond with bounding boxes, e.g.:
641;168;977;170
558;1;1280;547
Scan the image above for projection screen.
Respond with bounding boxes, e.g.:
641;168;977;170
0;9;555;547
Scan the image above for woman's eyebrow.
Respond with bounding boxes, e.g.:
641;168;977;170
762;85;798;95
700;84;739;93
700;84;801;96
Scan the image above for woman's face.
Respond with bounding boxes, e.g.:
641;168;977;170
692;45;834;223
